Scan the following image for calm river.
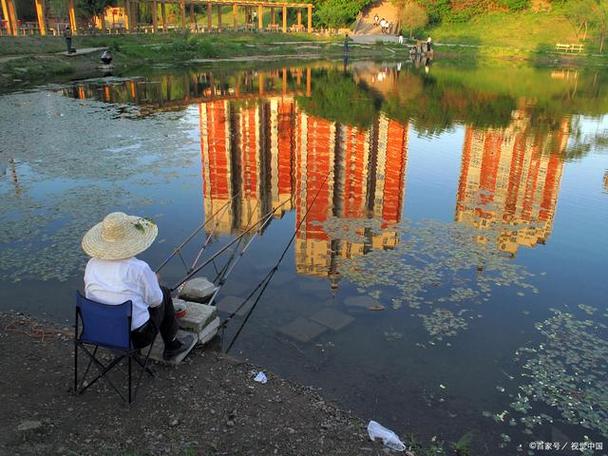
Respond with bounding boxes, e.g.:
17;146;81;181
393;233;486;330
1;60;607;454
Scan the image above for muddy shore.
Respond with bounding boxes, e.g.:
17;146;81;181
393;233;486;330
0;311;392;456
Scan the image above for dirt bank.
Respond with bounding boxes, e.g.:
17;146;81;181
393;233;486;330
0;312;383;456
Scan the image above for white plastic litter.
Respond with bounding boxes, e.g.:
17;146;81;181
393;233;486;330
367;420;406;452
253;371;268;384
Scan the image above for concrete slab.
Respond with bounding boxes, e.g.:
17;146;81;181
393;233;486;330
309;308;354;332
217;296;248;317
178;277;217;303
277;317;327;343
149;329;198;366
198;316;220;345
177;300;217;333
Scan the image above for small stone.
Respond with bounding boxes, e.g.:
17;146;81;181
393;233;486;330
226;420;235;427
17;420;42;432
170;419;179;427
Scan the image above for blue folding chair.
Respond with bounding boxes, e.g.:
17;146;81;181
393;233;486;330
74;292;157;404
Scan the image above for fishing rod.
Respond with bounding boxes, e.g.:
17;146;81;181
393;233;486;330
201;202;278;308
169;197;292;292
210;199;262;284
190;200;259;276
223;171;332;354
155;191;241;273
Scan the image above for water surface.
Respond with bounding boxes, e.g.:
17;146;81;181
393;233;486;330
1;60;608;454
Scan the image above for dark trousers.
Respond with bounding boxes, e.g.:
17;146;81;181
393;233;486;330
66;37;72;53
131;287;179;349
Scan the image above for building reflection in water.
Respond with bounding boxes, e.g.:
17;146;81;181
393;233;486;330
200;93;409;282
61;64;572;277
456;111;569;255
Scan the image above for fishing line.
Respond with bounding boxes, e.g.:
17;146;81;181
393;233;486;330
155;191;241;273
169;197;292;292
223;170;331;354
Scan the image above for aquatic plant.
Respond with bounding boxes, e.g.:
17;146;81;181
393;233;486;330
321;216;538;341
485;310;608;450
0;91;200;283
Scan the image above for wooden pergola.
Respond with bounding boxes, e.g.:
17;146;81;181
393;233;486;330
0;0;313;36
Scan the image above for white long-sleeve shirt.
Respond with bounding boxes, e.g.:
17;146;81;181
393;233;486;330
84;257;163;330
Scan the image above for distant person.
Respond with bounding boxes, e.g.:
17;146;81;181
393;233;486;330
344;33;350;53
374;14;379;25
64;25;73;54
427;36;433;52
100;49;112;65
398;34;404;45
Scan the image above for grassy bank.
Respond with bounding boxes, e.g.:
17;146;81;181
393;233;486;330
0;32;412;88
427;8;608;66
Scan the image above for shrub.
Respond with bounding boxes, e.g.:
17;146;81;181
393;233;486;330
315;0;373;28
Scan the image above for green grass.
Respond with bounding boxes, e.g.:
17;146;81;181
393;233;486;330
0;31;326;57
427;9;585;52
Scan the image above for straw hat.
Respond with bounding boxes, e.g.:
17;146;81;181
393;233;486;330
82;212;158;260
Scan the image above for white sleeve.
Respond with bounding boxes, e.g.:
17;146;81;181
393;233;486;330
140;263;164;308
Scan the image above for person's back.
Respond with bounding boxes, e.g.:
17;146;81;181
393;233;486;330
82;212;193;359
85;257;161;330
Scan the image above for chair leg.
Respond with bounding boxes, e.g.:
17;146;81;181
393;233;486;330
132;333;158;402
79;346;127;401
77;346;97;393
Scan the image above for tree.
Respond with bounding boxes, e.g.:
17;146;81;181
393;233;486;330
564;0;595;40
77;0;115;21
591;0;608;53
315;0;372;28
400;1;428;38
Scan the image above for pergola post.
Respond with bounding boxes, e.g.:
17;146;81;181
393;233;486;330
217;4;221;29
1;0;17;36
282;4;286;33
207;2;212;30
68;0;77;34
34;0;47;35
307;4;312;33
152;0;158;32
1;0;10;36
270;7;275;26
124;0;131;31
257;4;262;30
297;9;301;31
161;0;167;31
232;3;237;29
180;0;186;30
258;73;264;96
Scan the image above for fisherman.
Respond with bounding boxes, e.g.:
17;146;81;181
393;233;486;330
64;25;74;54
82;212;193;360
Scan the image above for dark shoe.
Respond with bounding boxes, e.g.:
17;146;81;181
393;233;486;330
163;334;195;360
